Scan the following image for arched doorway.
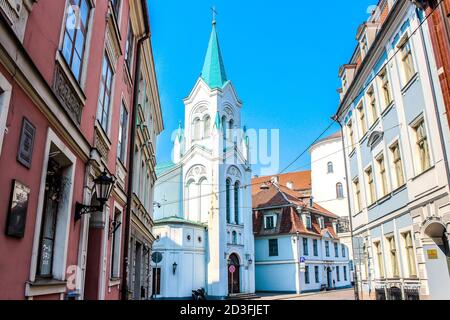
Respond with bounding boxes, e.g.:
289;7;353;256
425;222;450;272
228;253;240;294
423;221;450;299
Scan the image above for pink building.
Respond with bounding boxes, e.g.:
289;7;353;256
0;0;162;300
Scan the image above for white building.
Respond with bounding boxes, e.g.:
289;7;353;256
152;20;255;299
252;177;352;293
310;132;349;219
310;132;354;279
335;1;450;300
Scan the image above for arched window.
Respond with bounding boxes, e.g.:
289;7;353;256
221;116;227;134
226;179;231;223
199;178;209;223
228;119;234;141
203;115;211;139
193;118;200;141
234;181;240;224
186;180;199;221
336;182;344;199
232;231;237;245
327;162;334;174
222;116;227;150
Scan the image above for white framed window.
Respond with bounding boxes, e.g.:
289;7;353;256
389;141;405;189
327;162;334;174
192;118;201;141
110;206;123;279
375;153;389;197
304;214;312;229
61;0;92;82
353;177;362;213
203;115;211;139
264;214;277;230
117;101;128;164
378;67;393;110
366;85;378;126
347;120;355;152
336;182;344;199
373;241;385;278
318;216;325;230
124;18;135;72
401;231;417;278
365;166;376;205
397;36;416;86
386;235;399;278
97;53;114;133
357;102;367;137
0;73;12;155
412;118;431;173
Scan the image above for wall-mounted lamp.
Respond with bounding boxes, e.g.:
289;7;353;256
75;171;115;221
172;262;178;275
248;258;253;266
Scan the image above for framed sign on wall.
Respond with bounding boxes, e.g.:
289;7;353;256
17;117;36;169
5;180;30;238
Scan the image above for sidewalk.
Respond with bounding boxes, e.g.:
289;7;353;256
256;288;355;300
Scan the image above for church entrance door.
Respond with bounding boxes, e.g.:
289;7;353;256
228;253;240;294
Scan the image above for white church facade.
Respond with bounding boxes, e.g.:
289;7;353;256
152;20;255;299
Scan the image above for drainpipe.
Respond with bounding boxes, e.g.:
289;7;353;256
332;115;360;301
121;0;150;301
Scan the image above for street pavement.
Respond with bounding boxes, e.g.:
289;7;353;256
256;288;355;300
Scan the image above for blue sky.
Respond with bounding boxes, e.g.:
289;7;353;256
148;0;376;176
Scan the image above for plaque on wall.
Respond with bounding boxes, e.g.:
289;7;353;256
5;180;30;238
17;118;36;169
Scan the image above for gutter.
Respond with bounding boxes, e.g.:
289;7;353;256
121;0;150;301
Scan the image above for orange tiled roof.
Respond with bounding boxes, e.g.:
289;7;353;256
252;170;311;195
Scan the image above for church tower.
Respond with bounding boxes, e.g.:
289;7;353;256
153;18;255;299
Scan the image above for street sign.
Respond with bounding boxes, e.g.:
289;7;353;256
152;252;163;264
229;265;236;274
300;256;306;263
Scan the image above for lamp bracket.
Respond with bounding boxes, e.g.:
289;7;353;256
75;202;103;221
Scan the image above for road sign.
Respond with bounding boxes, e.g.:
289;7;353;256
300;256;306;263
229;265;236;274
152;252;163;264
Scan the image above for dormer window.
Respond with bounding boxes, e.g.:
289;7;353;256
264;214;277;230
318;217;325;230
287;181;294;190
302;213;312;230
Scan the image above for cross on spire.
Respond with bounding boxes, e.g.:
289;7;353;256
211;6;218;25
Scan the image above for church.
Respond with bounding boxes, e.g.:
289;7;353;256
152;19;256;299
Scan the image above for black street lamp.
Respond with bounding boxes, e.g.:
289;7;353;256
75;171;115;221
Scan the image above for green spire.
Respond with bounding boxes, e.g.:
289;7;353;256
201;22;228;89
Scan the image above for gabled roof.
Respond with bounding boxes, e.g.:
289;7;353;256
252;182;338;219
201;22;228;89
253;206;339;239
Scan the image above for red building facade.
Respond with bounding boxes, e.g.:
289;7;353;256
0;0;162;300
